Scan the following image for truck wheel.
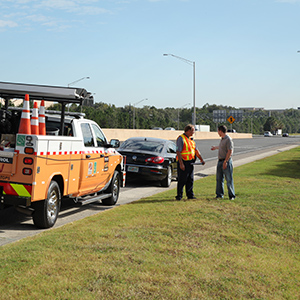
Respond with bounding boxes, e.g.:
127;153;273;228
161;166;172;187
102;171;120;206
32;181;61;229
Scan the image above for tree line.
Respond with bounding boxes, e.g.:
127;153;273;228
48;102;300;134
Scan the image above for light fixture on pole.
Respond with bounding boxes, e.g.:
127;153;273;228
133;98;148;129
163;54;196;127
178;103;190;130
68;76;90;87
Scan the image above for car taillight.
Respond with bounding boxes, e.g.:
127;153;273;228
145;156;164;164
23;157;33;165
24;147;34;154
22;168;32;175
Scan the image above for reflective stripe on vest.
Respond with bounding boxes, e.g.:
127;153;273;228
179;134;196;161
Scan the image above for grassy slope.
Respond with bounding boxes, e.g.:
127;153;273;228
0;148;300;300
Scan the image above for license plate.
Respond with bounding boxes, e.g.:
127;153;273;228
127;166;139;173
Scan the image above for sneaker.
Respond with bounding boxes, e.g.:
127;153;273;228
175;196;182;201
215;196;223;199
229;197;235;200
188;196;197;200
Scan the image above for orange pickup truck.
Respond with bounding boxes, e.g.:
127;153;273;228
0;82;125;228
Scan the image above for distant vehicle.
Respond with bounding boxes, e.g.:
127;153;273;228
164;127;175;131
264;131;273;137
118;137;177;187
282;133;289;137
152;127;163;130
227;129;236;133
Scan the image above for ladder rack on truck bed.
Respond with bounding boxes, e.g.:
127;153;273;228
0;81;93;135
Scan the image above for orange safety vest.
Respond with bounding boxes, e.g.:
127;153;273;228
177;134;196;161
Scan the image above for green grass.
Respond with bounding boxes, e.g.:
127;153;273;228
1;148;300;299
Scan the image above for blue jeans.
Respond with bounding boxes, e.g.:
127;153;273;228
216;158;235;199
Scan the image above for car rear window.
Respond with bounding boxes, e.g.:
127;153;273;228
120;140;164;153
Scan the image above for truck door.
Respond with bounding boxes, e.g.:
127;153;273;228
78;122;109;195
90;123;112;188
78;123;102;194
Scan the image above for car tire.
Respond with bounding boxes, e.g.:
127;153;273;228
161;166;172;187
102;170;120;206
32;180;61;229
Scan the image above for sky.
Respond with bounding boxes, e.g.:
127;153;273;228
1;0;300;110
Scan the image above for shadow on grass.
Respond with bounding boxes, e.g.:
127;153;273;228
262;159;300;179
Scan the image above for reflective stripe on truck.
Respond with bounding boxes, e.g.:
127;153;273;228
0;182;32;197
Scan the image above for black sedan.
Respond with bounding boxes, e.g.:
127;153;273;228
117;137;177;187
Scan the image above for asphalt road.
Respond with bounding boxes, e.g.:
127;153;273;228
195;135;300;161
1;135;299;247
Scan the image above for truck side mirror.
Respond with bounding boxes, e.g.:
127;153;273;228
109;139;120;148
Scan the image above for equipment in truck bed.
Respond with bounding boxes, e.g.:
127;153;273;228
0;81;93;136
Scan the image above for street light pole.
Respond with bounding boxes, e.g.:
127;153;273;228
178;103;190;130
133;98;148;129
163;54;196;127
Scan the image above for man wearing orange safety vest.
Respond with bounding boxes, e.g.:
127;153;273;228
176;124;205;200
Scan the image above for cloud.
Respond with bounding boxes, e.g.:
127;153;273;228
0;0;112;31
37;0;111;15
0;20;18;28
1;0;111;16
276;0;300;3
39;0;78;10
26;14;50;23
24;13;75;31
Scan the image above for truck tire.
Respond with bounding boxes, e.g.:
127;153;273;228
102;170;120;206
32;180;61;229
161;166;172;187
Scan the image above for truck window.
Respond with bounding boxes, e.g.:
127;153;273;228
81;123;94;147
46;120;72;136
91;124;107;147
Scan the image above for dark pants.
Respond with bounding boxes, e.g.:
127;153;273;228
176;160;194;199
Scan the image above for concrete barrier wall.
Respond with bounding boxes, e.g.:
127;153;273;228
102;128;252;141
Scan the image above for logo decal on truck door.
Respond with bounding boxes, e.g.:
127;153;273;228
88;162;93;175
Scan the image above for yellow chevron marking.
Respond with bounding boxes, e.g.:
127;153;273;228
10;184;31;197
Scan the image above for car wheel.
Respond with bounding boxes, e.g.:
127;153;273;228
32;180;61;229
102;170;120;206
161;166;172;187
